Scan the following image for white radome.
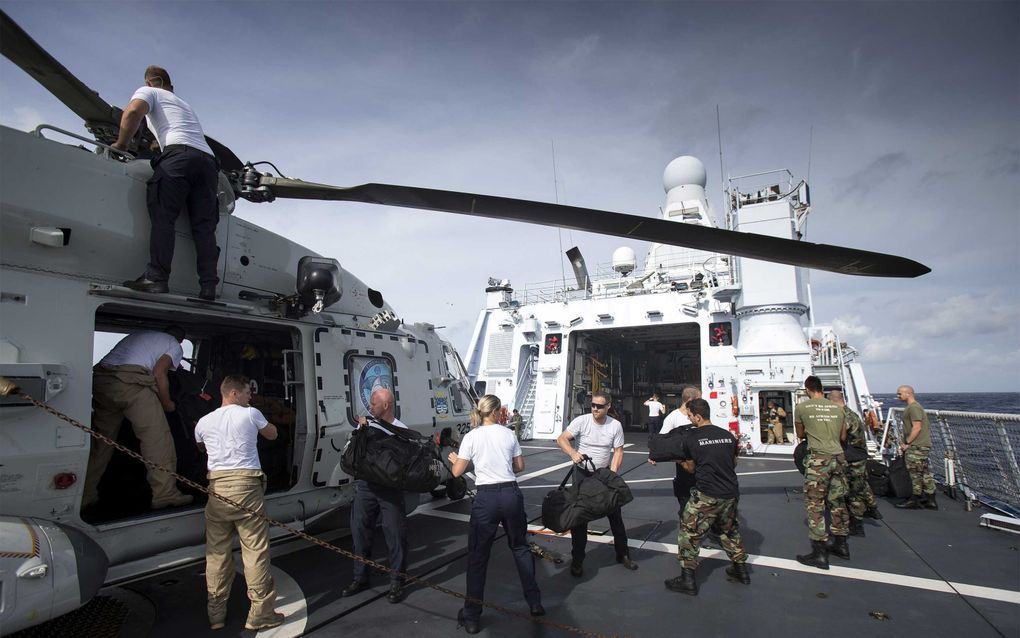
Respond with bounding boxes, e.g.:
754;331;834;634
663;155;707;191
612;246;637;275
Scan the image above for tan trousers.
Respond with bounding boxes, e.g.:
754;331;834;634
85;364;181;506
205;469;277;624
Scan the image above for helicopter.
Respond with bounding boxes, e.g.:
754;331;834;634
0;9;929;634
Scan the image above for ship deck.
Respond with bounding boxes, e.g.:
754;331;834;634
23;433;1020;637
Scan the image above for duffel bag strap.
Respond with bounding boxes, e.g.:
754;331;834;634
557;464;575;489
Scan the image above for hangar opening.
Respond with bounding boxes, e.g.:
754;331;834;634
563;322;701;430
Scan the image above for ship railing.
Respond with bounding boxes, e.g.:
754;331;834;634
515;255;735;306
883;408;1020;516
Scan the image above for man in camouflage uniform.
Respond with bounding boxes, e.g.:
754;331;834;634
894;385;938;510
664;399;749;596
828;391;882;536
795;376;849;570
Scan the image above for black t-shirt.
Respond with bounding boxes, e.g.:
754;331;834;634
680;424;739;498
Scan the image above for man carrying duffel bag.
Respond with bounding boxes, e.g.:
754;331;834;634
555;391;638;577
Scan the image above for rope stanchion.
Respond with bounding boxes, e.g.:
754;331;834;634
0;378;625;638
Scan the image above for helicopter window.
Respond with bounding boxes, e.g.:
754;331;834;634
346;354;396;421
367;288;384;309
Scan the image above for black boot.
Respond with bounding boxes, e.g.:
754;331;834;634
849;517;866;537
796;540;829;570
828;535;850;560
725;561;750;584
922;492;939;510
895;495;922;509
864;506;883;520
664;568;698;595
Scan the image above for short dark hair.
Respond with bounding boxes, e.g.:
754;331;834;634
221;374;250;395
804;375;823;393
144;65;172;87
687;398;711;420
164;325;186;342
593;390;611;404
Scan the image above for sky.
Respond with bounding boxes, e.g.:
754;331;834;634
1;1;1017;392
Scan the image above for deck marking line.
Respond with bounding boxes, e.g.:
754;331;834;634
258;565;308;637
515;469;800;489
414;509;1020;606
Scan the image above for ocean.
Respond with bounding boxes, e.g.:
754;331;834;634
872;392;1020;414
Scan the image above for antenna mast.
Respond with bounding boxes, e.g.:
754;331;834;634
716;105;730;230
552;140;567;292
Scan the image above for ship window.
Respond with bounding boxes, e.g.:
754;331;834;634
709;322;732;347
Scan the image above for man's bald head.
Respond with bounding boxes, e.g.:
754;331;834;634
827;390;846;406
896;385;916;403
369;387;395;421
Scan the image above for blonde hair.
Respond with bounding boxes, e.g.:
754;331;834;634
470;394;501;426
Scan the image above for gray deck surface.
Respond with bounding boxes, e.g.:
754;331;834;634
90;433;1020;637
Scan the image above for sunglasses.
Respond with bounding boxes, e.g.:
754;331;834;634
591;403;608;409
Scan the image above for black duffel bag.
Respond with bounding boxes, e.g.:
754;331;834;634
648;427;691;462
843;442;869;463
887;456;913;498
340;418;444;492
541;457;634;533
794;440;808;475
866;459;890;497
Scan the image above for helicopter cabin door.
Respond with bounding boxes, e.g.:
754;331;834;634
310;327;354;487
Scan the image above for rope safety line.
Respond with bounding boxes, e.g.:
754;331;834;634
0;379;623;638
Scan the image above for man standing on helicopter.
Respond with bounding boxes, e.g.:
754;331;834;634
112;65;219;301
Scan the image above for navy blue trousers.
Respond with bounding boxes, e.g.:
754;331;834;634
350;481;407;585
145;146;220;285
464;483;540;621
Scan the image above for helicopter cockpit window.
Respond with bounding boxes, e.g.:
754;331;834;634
347;354;396;421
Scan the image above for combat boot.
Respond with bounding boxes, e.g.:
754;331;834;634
664;568;698;595
864;506;883;520
796;540;829;570
895;495;922;509
848;517;866;537
828;535;850;560
922;492;939;510
725;561;750;584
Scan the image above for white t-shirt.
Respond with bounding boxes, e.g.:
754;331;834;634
195;404;270;471
131;86;214;156
100;332;183;372
644;399;665;418
457;424;522;485
566;414;624;469
365;417;408;435
660;408;692;434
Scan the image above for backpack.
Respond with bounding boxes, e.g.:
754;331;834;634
541;457;634;533
339;418;445;492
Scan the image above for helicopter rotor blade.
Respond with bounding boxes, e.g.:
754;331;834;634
0;9;119;136
1;10;243;171
253;176;930;278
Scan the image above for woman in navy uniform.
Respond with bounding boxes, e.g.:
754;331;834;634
448;395;543;634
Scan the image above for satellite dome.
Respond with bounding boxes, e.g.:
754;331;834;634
663;156;707;192
612;246;637;275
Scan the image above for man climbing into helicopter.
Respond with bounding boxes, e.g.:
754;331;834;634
112;65;220;301
84;326;193;510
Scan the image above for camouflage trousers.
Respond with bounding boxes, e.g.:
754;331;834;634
804;454;848;541
846;459;877;518
677;489;747;569
904;445;936;496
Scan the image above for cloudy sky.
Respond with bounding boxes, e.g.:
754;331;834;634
1;1;1017;392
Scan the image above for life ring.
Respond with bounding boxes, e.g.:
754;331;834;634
731;395;739;416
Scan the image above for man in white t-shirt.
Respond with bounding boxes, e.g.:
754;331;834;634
112;65;220;301
84;326;193;510
556;391;638;577
342;387;410;604
195;374;283;631
644;394;666;436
